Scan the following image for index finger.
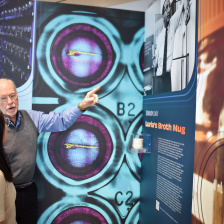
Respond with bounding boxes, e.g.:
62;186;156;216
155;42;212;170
88;86;101;95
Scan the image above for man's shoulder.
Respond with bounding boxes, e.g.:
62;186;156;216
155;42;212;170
18;110;31;119
20;109;43;116
18;109;40;122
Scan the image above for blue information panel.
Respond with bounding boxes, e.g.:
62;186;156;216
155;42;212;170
141;0;198;223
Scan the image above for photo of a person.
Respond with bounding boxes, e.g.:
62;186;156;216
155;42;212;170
153;0;190;94
144;0;195;96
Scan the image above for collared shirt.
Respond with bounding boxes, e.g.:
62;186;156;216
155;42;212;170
7;105;83;133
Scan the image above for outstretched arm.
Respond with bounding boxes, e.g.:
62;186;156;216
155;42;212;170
27;86;101;133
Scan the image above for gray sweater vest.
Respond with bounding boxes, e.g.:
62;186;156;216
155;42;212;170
4;110;39;187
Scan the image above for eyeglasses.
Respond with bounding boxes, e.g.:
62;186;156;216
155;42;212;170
0;93;17;103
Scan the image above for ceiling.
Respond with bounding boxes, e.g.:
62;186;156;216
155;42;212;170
38;0;153;11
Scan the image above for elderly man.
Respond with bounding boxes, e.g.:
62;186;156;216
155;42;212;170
153;0;190;94
0;78;100;224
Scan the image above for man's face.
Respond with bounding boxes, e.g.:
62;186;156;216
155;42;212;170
0;80;18;119
163;0;171;27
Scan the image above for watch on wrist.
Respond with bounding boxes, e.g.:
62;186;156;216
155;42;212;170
78;103;87;112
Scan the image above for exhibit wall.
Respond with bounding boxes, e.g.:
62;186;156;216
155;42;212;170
34;2;144;224
0;0;34;109
2;0;224;223
141;0;224;223
141;0;197;223
0;0;144;223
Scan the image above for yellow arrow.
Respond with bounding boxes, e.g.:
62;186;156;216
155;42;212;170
64;143;99;149
67;50;101;56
